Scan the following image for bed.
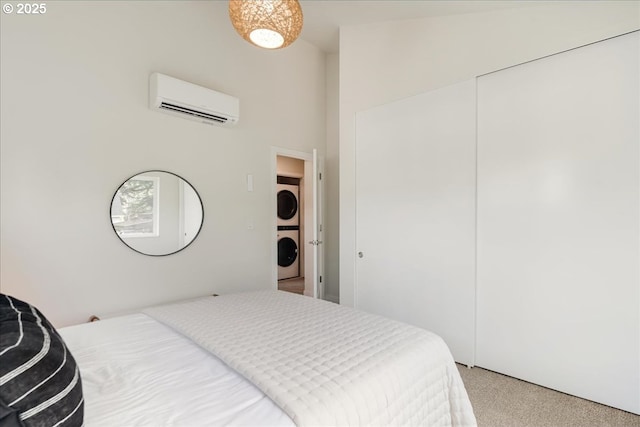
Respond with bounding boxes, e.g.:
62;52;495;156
1;290;476;426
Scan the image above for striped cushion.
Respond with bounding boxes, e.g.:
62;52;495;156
0;294;83;427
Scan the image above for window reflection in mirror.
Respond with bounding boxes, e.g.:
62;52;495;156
111;175;159;237
110;171;203;256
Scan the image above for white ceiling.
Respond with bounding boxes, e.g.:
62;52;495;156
298;0;546;53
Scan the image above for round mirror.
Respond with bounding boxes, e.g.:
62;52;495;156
110;170;203;256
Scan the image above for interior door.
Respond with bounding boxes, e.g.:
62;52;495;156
476;31;639;414
355;80;476;366
304;149;324;299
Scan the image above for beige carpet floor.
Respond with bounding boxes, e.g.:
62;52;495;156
457;364;640;427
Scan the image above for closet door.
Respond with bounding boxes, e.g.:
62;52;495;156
476;32;639;414
355;80;476;365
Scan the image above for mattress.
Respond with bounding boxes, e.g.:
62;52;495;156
59;313;295;426
144;291;476;426
60;291;476;426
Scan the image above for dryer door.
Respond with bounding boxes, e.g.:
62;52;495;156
277;182;300;227
278;235;299;280
277;189;298;220
278;237;297;266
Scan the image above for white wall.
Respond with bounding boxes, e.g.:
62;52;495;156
277;156;305;178
0;1;326;327
339;1;640;306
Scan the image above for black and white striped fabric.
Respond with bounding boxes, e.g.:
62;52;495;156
0;294;83;427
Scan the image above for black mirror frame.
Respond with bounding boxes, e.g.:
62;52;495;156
109;170;204;257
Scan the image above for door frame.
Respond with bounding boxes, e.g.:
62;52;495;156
271;147;322;298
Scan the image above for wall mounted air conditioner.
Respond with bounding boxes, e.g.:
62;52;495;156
149;72;239;127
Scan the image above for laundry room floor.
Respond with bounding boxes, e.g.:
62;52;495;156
278;277;304;295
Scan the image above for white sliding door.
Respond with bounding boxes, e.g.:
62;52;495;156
476;32;639;414
355;80;476;365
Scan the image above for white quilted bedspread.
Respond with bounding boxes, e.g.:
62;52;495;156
144;291;476;427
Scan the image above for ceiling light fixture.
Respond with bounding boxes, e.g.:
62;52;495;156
229;0;303;50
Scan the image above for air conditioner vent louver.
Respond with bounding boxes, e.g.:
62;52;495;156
160;102;227;123
149;73;239;127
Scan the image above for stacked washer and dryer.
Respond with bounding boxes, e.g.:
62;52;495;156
277;176;300;281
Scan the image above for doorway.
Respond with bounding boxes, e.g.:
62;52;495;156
276;161;304;293
271;147;323;299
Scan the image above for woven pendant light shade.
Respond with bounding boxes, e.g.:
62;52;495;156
229;0;303;49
